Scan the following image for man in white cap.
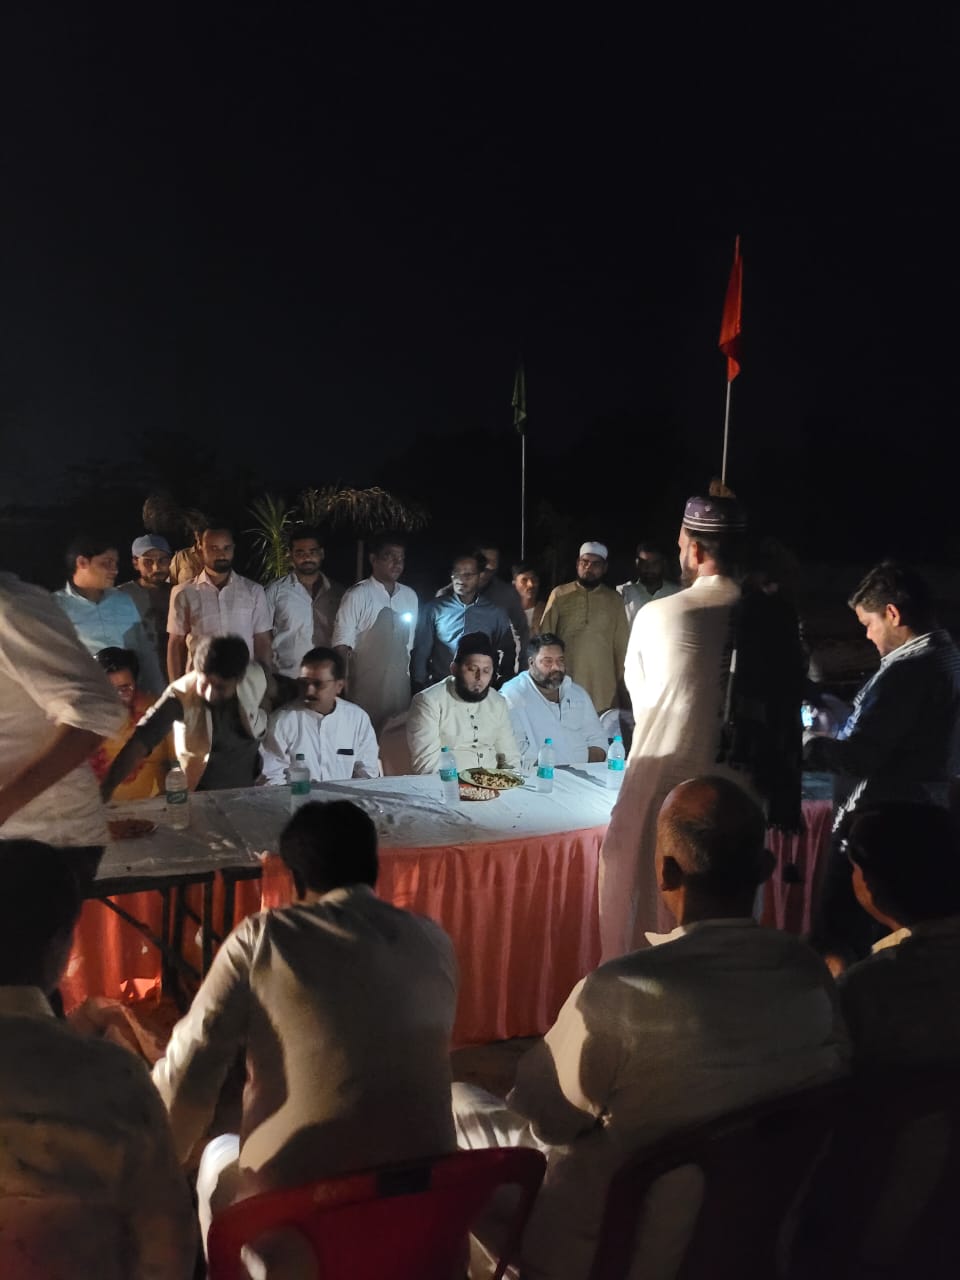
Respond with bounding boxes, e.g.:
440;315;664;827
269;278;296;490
118;535;172;678
599;495;751;960
539;541;629;714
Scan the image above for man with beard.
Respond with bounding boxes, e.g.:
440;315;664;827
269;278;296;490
539;542;629;714
500;633;608;766
598;495;749;961
406;632;520;775
118;534;173;679
260;647;380;782
167;524;272;679
617;540;680;629
413;551;516;689
265;528;343;679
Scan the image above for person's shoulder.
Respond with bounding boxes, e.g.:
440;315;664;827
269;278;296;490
268;701;304;728
551;580;578;599
107;587;141;615
484;686;510;710
234;571;266;594
413;679;447;706
498;673;526;699
565;676;595;704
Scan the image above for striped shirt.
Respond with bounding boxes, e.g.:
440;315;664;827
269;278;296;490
167;570;271;662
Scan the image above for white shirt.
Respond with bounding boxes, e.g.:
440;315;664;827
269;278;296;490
0;573;126;847
332;576;418;652
264;571;342;678
153;886;458;1198
167;569;271;661
499;671;608;766
260;698;380;783
0;985;195;1279
617;578;681;629
507;921;850;1280
333;577;419;731
406;677;520;775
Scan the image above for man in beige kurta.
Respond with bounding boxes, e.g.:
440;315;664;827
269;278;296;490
599;497;750;960
539;542;628;714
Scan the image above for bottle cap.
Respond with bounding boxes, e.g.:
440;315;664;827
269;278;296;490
295;753;305;761
545;738;553;744
613;735;622;741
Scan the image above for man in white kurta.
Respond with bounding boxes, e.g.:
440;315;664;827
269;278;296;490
260;647;380;782
332;535;418;732
453;778;849;1280
406;633;520;775
599;496;748;960
500;633;608;766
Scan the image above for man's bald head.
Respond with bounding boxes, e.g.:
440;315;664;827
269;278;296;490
657;776;770;897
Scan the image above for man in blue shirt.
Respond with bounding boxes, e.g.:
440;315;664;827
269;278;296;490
53;535;164;693
805;561;960;967
413;551;516;689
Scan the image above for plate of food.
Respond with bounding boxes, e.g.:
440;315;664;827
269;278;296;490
458;768;524;791
108;817;157;841
458;781;500;801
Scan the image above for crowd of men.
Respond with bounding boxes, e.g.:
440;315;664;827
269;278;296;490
1;491;959;1275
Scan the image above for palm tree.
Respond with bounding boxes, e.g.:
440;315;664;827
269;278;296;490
247;494;294;582
299;486;428;580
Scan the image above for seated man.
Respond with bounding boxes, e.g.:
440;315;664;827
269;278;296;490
260;646;380;783
90;647;172;801
152;800;458;1251
838;802;960;1068
406;632;520;775
453;777;849;1280
500;633;608;766
0;839;194;1278
101;635;269;797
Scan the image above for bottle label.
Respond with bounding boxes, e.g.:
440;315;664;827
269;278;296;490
440;768;458;782
291;779;311;796
537;766;554;780
166;790;188;805
608;758;625;772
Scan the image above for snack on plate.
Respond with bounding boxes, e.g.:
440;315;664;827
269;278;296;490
460;768;523;791
108;818;157;841
458;781;500;802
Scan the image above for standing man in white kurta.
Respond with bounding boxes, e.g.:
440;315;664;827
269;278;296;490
333;532;418;733
599;495;748;960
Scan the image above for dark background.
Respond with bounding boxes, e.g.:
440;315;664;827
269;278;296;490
1;3;957;600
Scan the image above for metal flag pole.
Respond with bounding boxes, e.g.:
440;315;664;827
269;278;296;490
718;235;742;490
521;432;527;558
721;378;733;487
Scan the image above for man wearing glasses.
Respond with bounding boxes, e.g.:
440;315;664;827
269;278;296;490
260;647;380;783
412;551;516;691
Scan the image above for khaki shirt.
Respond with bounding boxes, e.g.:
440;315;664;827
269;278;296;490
540;582;629;713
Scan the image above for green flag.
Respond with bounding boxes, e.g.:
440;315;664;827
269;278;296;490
512;362;527;435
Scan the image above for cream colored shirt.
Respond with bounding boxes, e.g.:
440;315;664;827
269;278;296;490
0;986;194;1279
153;886;458;1197
406;677;521;775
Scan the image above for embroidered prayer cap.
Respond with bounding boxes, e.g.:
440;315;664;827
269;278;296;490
579;541;609;560
131;534;171;556
455;631;496;663
682;496;747;535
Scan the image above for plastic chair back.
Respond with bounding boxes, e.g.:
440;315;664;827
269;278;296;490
588;1079;849;1280
207;1145;545;1280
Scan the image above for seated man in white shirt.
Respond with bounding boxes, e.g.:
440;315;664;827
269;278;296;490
0;840;195;1278
500;632;608;767
152;800;458;1257
406;632;521;775
260;646;380;783
453;776;849;1280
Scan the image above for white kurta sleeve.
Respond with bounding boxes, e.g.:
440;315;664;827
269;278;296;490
332;587;362;649
493;697;521;771
260;712;295;784
579;687;609;753
406;692;442;775
352;708;381;778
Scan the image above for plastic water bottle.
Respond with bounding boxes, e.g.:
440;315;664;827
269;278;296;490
289;753;311;813
165;766;190;829
537;738;556;793
606;734;626;789
439;746;460;804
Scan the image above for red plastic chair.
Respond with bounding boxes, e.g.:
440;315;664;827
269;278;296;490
207;1145;546;1280
587;1079;849;1280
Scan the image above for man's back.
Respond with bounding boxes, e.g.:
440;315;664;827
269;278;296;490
510;922;848;1279
154;885;458;1196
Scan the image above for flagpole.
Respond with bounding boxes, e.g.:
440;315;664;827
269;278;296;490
721;379;732;487
520;433;527;559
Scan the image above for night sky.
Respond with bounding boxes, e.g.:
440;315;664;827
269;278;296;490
1;5;957;576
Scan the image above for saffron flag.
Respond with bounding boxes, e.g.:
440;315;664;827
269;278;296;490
719;235;743;381
512;362;527;434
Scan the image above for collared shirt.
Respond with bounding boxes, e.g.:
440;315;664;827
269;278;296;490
118;579;171;674
838;914;960;1069
260;698;380;783
53;580;164;692
499;671;608;765
412;592;516;686
167;569;271;663
539;582;630;713
617;578;681;629
264;571;344;678
332;576;418;652
0;985;195;1278
805;629;960;827
406;677;521;775
0;573;126;847
506;920;849;1280
152;885;458;1198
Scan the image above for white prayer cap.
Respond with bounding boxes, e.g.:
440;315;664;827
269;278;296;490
579;541;609;560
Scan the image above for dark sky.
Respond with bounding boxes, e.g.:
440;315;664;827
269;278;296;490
1;5;957;565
